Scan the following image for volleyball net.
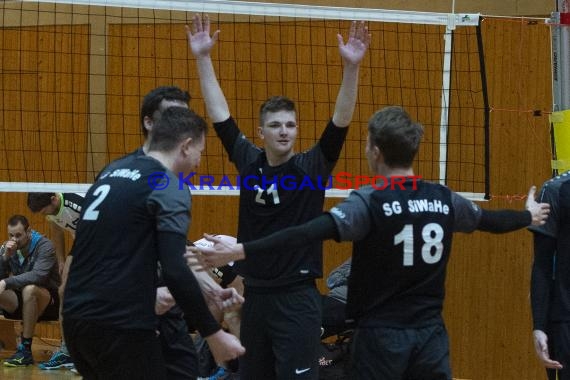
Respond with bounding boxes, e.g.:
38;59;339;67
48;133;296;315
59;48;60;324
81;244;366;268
0;0;489;198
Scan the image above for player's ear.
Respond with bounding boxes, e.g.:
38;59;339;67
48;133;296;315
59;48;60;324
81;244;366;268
143;115;154;133
181;137;194;155
257;126;264;140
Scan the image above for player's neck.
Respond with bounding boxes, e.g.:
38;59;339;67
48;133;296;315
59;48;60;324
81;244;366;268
147;151;175;172
375;165;414;178
265;150;295;167
142;140;150;155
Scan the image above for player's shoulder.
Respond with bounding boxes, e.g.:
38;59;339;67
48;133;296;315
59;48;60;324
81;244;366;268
100;154;161;179
541;171;570;191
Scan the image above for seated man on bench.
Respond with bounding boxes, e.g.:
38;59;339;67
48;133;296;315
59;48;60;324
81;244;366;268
0;214;60;367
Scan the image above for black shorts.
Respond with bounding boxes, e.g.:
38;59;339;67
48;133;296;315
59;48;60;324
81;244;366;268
351;323;451;380
546;322;570;380
158;307;198;380
240;282;322;380
63;319;167;380
2;288;59;321
321;295;350;339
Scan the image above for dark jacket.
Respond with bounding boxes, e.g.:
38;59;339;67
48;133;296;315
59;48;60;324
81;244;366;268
0;230;61;292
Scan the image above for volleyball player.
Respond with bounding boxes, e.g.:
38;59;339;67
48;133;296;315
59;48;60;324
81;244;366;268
195;106;551;380
187;14;370;379
136;86;244;380
529;172;569;379
62;107;244;379
27;192;84;371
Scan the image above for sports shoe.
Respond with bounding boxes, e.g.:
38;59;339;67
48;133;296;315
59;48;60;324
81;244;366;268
3;343;34;367
208;366;231;380
38;350;74;370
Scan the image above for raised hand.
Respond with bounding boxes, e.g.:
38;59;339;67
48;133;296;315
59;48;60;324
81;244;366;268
525;185;550;226
186;14;219;57
193;233;245;269
337;20;371;66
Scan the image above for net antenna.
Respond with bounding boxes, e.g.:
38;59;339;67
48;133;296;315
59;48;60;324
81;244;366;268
1;0;485;200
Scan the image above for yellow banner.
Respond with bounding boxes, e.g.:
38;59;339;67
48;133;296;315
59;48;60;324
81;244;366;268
551;110;570;171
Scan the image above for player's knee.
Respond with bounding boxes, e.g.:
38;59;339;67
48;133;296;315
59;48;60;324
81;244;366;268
21;284;47;300
21;284;38;299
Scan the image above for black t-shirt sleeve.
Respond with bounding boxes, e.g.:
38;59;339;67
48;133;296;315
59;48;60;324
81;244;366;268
243;214;338;256
451;192;482;232
477;209;532;233
531;231;557;331
147;175;190;235
213;117;241;157
157;231;220;337
213;117;261;173
318;120;349;162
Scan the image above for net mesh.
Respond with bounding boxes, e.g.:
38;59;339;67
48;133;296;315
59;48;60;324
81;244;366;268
0;0;486;197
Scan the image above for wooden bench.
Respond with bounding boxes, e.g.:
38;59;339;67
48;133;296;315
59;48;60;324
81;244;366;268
0;316;61;353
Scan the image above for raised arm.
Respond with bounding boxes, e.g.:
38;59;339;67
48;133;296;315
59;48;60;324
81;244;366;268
186;14;230;123
332;21;371;128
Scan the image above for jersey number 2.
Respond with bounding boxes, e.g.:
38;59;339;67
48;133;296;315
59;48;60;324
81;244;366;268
394;223;444;266
83;185;111;221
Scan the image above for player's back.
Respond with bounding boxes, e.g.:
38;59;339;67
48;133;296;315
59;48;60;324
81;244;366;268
63;153;188;330
347;180;457;328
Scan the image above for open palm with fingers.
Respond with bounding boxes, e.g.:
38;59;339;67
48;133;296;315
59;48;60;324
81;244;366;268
337;21;371;66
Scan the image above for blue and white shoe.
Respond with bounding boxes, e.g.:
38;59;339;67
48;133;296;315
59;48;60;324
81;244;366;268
38;350;74;370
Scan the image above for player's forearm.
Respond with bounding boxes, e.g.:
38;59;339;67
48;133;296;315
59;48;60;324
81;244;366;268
476;209;532;233
243;214;338;256
195;55;231;123
331;63;360;128
530;232;556;331
191;266;222;303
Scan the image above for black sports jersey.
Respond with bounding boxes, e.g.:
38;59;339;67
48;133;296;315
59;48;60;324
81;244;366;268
47;193;83;235
213;117;347;287
63;154;191;330
329;179;482;328
529;171;570;324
